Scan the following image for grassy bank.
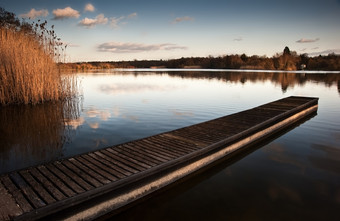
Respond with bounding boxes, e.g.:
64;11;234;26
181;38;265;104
0;9;77;105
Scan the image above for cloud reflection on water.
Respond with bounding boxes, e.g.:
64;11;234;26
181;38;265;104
65;117;85;130
263;142;306;174
86;108;111;121
170;109;194;118
89;122;99;129
112;106;138;122
98;83;181;95
113;106;121;117
309;144;340;174
267;181;303;204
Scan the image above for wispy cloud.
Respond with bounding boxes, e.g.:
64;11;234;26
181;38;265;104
77;12;137;29
110;16;125;28
79;14;108;28
308;49;340;56
172;16;194;24
52;7;80;20
110;12;137;28
84;3;95;12
234;37;243;41
296;38;320;43
127;12;137;19
97;42;187;53
20;8;49;19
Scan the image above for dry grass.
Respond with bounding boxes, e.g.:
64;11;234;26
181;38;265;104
0;26;77;105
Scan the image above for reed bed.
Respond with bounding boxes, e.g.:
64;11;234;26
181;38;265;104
0;22;77;105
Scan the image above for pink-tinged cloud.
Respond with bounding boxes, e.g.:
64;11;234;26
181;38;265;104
110;16;125;28
52;7;80;20
97;42;188;53
172;16;194;24
296;38;320;43
127;12;137;19
20;9;48;19
79;14;108;28
110;13;137;28
84;3;95;12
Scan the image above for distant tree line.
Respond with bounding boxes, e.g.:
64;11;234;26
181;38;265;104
61;47;340;71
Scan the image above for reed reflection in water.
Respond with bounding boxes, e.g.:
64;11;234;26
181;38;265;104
0;98;82;173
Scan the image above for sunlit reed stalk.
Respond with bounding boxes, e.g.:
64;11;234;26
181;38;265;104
0;20;78;105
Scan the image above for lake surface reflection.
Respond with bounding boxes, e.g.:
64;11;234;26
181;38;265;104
1;70;340;220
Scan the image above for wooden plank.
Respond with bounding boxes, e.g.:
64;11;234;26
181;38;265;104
0;181;23;220
81;154;124;180
9;172;46;209
0;176;32;213
100;149;145;172
194;120;250;135
152;135;197;152
116;144;161;165
114;145;159;167
62;160;102;188
53;162;94;191
170;131;216;144
107;148;152;170
94;151;138;174
140;139;181;158
133;140;177;160
68;158;110;185
29;168;66;201
81;154;118;181
37;165;76;197
19;170;56;204
147;137;193;155
160;134;206;148
45;164;85;194
157;135;202;152
88;152;130;178
128;142;173;162
151;137;195;155
122;144;166;164
180;125;227;141
178;124;226;138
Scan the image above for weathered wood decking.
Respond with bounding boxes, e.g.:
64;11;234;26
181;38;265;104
0;96;318;220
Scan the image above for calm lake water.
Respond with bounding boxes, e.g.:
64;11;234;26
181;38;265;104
1;70;340;220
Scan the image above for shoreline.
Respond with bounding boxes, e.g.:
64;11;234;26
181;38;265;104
61;67;340;74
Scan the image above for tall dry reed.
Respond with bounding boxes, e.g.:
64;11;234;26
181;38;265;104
0;22;77;105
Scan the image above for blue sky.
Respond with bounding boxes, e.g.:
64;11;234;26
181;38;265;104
1;0;340;62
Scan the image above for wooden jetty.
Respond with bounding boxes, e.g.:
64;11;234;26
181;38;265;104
0;96;318;220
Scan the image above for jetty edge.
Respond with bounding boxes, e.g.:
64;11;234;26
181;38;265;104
0;96;318;221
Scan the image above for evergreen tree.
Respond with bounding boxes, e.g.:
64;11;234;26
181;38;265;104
283;46;291;56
